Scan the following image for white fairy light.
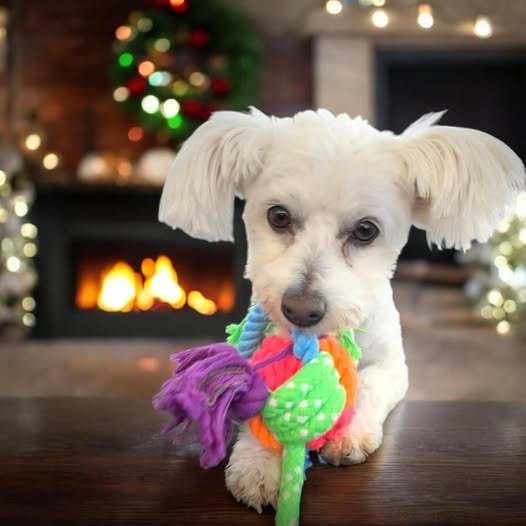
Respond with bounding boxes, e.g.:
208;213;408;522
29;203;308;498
474;16;493;38
325;0;343;15
417;4;434;29
371;9;389;28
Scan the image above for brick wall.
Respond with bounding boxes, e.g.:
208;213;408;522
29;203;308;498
2;0;311;172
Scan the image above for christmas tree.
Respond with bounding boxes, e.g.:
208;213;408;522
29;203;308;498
0;141;38;334
465;192;526;335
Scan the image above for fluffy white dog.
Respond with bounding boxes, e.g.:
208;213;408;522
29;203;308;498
159;108;524;511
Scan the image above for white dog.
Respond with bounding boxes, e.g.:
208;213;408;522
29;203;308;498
159;108;524;511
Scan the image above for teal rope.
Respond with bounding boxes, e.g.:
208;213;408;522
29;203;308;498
237;304;269;358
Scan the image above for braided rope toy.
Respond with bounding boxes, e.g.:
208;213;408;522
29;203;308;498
154;305;361;526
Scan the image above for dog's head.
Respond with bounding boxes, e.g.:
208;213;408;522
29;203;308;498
159;108;524;334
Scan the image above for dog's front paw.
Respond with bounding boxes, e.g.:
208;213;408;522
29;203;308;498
225;428;281;513
320;413;383;466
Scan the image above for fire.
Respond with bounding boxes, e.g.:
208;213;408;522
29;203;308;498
76;254;234;315
188;290;217;316
142;255;186;309
97;262;138;312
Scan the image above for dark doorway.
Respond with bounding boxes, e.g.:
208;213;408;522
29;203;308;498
376;49;526;262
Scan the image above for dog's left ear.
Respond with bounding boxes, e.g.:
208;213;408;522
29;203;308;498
394;112;525;250
159;107;272;242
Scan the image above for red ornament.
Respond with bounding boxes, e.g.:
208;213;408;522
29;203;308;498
197;103;215;120
127;77;147;96
181;99;202;118
210;78;230;97
189;29;210;48
180;100;214;120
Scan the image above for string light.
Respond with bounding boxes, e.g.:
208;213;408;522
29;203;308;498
23;243;37;257
6;256;21;272
21;223;38;238
487;289;504;307
371;9;389;28
496;320;510;335
0;170;6;185
149;71;172;87
167;115;183;129
118;52;134;68
138;60;155;77
474;16;492;38
116;160;133;178
137;17;153;32
22;313;36;327
13;198;28;217
25;134;42;151
22;297;36;311
371;0;386;6
115;25;132;41
113;86;129;102
417;4;434;29
480;306;493;319
141;95;160;114
161;98;181;118
189;71;207;87
325;0;343;15
154;38;171;52
128;126;144;142
172;80;189;96
43;153;59;170
21;312;36;327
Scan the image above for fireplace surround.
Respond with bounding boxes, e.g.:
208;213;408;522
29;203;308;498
33;187;250;339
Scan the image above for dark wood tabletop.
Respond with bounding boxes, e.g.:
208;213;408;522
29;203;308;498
1;398;525;526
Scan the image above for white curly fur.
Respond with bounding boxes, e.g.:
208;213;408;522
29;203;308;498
160;107;525;510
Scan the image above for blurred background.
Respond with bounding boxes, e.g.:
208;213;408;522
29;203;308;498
0;0;525;401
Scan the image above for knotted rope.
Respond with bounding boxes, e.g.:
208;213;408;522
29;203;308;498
154;304;360;526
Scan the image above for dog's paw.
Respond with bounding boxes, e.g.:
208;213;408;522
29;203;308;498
320;413;383;466
225;428;281;513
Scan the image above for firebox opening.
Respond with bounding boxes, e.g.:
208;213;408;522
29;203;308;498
72;241;236;316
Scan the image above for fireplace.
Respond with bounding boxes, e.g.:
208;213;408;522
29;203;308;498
33;187;250;338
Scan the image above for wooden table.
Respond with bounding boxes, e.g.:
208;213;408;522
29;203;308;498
1;399;525;526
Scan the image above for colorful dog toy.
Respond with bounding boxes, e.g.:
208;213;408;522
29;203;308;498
153;304;361;526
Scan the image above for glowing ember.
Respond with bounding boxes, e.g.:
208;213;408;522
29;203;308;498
76;254;234;315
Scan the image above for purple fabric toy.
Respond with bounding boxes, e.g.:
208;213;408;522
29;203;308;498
153;342;269;468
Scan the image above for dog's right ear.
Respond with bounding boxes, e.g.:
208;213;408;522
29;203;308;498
159;107;272;242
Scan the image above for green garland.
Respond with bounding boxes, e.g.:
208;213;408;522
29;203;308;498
110;0;261;143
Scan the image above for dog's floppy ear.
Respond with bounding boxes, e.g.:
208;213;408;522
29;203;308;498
159;107;272;242
394;112;525;250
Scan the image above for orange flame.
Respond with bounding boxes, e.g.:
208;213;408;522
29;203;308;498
98;262;137;312
76;254;234;315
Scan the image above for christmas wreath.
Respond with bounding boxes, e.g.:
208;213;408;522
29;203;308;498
110;0;261;142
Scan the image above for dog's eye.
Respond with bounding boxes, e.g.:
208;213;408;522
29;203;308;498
350;220;379;245
267;205;291;232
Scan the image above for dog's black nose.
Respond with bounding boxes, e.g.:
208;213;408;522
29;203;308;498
281;291;327;328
